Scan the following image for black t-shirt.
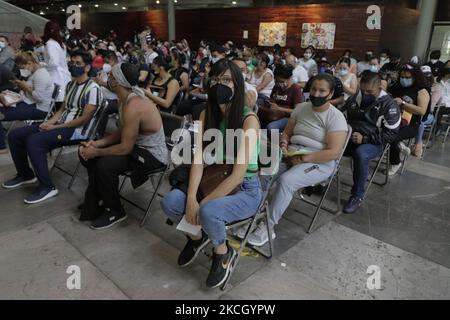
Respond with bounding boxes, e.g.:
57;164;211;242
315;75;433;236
170;67;189;87
388;83;427;126
425;61;445;78
304;75;344;100
138;63;152;88
0;64;16;91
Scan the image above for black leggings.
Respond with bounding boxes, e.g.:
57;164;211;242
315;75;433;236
389;125;419;165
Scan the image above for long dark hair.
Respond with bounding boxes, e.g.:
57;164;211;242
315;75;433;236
43;21;64;48
204;58;245;134
399;63;427;89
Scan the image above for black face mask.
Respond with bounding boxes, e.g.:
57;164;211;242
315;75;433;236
361;93;377;107
309;95;329;107
212;84;234;105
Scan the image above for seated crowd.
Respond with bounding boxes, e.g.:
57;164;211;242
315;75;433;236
1;21;450;289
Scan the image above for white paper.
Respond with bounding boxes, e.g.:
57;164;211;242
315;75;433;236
176;216;202;237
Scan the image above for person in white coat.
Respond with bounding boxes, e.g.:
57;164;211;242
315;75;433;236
42;21;71;106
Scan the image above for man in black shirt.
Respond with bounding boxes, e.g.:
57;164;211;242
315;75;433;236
425;50;445;79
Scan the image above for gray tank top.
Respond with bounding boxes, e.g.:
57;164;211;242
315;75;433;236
122;93;169;165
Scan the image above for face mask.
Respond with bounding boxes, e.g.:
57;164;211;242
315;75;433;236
304;53;312;60
400;77;413;87
380;57;388;63
365;54;373;61
106;77;114;91
369;65;379;73
361;93;377;107
309;94;329;108
242;73;247;81
246;59;252;66
430;59;438;64
0;41;5;50
212;84;234;105
103;63;112;73
20;68;32;78
319;66;328;74
276;81;288;90
108;46;115;51
211;57;220;64
69;65;86;78
338;69;349;77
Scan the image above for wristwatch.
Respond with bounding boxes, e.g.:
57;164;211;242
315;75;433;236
401;100;406;106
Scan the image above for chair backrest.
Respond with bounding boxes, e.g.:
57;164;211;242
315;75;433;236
170;90;184;114
333;125;353;171
51;84;61;100
43;84;62;121
161;112;185;146
89;99;110;140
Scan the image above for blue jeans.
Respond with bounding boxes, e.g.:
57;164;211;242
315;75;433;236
8;124;78;189
415;114;434;144
161;176;263;246
0;102;47;149
345;142;383;199
266;117;289;132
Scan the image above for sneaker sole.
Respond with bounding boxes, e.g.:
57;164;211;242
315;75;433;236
209;249;238;289
24;189;58;204
90;215;128;231
179;237;210;268
247;233;276;247
3;178;38;189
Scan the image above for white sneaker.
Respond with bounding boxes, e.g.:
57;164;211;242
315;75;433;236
247;221;276;247
388;163;402;176
233;222;251;239
399;142;411;157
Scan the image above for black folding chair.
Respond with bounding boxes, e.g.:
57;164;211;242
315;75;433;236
51;99;110;189
292;125;352;233
118;112;186;227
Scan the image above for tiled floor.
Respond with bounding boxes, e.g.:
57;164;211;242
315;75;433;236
0;137;449;299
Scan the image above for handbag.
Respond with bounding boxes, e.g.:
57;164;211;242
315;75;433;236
197;164;239;202
0;90;23;107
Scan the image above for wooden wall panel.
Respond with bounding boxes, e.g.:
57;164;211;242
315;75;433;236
173;3;383;62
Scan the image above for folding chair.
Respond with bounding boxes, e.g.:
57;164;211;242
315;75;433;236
442;114;450;145
52;99;109;189
169;91;184;115
198;146;281;291
119;112;186;227
291;126;352;234
421;104;442;159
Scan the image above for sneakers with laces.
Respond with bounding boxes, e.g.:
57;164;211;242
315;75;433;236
24;186;58;204
2;175;37;189
388;163;402;176
247;221;276;247
343;196;363;214
90;208;128;230
177;231;209;267
399;142;411;157
206;242;237;288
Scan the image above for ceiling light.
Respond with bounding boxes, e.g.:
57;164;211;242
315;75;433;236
114;3;118;6
232;1;237;4
95;4;99;8
122;6;126;10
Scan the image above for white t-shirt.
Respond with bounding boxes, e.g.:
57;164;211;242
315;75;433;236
298;58;318;78
248;68;275;97
290;102;348;151
357;61;371;76
145;51;158;65
22;68;53;113
44;39;71;102
292;65;309;84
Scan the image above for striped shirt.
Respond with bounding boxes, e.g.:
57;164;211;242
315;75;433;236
58;79;103;139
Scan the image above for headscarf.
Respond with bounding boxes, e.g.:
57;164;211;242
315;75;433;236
111;63;146;99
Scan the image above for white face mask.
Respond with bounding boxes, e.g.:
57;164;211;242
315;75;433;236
211;57;220;64
338;69;349;77
0;41;5;49
242;72;247;81
430;59;438;64
304;53;312;60
20;69;32;78
103;63;112;73
108;46;115;51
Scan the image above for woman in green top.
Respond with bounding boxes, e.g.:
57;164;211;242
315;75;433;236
161;58;262;288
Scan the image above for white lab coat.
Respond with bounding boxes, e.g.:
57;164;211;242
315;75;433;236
44;39;71;102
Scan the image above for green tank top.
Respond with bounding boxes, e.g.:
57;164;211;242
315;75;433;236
218;106;260;178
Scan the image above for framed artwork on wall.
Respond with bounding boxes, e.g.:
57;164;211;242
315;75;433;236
258;22;288;47
301;23;336;49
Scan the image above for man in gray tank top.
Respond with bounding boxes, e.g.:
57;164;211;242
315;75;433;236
78;62;168;230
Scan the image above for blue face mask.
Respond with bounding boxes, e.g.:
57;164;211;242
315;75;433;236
400;77;413;87
69;65;86;78
369;65;379;73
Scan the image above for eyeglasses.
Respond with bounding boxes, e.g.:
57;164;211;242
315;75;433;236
210;76;233;87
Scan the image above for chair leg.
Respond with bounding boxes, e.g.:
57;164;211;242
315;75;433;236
119;176;127;193
364;146;389;199
67;162;81;190
139;172;166;227
50;147;64;174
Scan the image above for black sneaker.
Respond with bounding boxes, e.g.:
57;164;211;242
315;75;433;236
178;231;209;267
90;208;127;230
2;175;37;189
206;243;237;288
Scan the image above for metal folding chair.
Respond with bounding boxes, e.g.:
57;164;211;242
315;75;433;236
442;114;450;145
421;104;442;159
52;99;109;189
291;125;352;233
119;112;186;227
200;147;281;291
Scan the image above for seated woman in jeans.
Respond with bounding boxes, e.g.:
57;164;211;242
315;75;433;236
0;51;53;153
161;58;262;288
236;74;348;246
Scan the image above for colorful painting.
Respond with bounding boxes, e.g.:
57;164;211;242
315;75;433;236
301;23;336;50
258;22;287;47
